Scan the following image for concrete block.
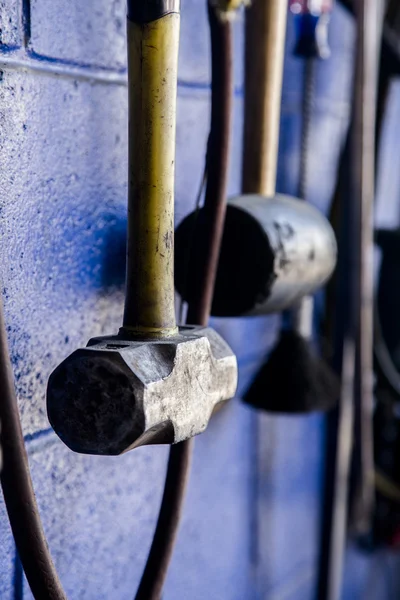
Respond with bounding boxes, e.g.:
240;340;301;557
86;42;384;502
179;0;244;88
0;0;22;48
164;399;256;600
342;544;400;600
20;401;257;600
256;413;324;596
30;0;127;69
281;567;316;600
175;89;243;225
23;432;168;599
260;562;315;600
0;490;15;600
29;0;244;87
0;69;128;435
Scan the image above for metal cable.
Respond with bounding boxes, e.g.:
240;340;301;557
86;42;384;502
317;0;382;597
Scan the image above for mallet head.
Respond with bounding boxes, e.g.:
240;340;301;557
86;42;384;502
175;194;337;317
47;326;237;455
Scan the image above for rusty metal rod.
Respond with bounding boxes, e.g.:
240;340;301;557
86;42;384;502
185;5;233;324
317;0;382;597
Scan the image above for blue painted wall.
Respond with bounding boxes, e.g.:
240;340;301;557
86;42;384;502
0;1;399;598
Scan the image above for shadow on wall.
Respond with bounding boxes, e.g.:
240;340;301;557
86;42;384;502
43;207;127;292
100;213;126;289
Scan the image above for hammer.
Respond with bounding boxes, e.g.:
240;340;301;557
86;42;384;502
174;0;337;318
47;0;238;456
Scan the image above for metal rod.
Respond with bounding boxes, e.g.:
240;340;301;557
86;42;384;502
317;0;382;597
186;2;233;324
351;0;382;536
241;0;287;197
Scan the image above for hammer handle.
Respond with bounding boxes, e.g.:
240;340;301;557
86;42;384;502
123;2;180;338
241;0;287;197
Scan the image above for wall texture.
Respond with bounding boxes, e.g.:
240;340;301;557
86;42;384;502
0;1;399;599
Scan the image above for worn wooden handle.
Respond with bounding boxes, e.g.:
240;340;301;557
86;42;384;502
242;0;288;197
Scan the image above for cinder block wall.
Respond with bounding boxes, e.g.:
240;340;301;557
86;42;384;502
0;1;397;599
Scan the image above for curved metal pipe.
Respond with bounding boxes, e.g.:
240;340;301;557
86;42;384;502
0;297;67;600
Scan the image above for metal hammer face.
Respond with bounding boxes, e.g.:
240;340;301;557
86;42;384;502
47;326;237;455
175;193;337;317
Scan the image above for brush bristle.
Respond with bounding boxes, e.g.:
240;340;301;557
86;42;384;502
243;330;339;413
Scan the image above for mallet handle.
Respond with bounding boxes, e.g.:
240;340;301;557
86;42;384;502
123;1;180;338
242;0;287;197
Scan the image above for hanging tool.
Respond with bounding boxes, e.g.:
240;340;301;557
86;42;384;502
243;0;338;413
0;1;238;599
316;0;382;597
46;0;237;456
174;0;337;320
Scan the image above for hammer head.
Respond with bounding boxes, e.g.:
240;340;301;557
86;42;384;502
175;194;337;317
47;326;237;455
